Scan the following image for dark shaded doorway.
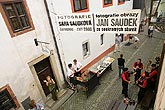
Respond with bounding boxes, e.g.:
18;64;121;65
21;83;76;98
34;57;58;96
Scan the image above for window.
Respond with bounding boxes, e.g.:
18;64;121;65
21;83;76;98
104;0;112;5
0;85;20;109
118;0;125;5
103;0;113;7
70;0;89;12
82;41;90;57
100;34;104;45
0;0;34;37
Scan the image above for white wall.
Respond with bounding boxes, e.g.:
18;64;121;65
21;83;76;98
48;0;133;74
154;54;165;110
0;0;63;109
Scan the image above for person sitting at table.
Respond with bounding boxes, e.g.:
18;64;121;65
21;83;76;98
67;63;77;91
73;59;82;77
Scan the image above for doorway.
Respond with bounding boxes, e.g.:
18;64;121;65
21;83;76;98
34;57;58;96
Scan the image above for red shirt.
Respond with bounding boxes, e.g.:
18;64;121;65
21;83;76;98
122;71;130;82
150;69;158;81
133;62;143;69
141;80;147;88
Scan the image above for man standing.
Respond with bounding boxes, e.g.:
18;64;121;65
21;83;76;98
114;35;122;52
121;68;131;100
149;64;158;90
136;72;148;104
148;25;154;38
118;54;125;78
133;59;143;83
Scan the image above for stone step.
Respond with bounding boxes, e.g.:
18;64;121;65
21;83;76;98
45;89;74;109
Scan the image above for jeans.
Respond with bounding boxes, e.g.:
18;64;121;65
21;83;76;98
122;81;128;98
118;66;124;77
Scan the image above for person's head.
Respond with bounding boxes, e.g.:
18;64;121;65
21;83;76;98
137;59;141;63
141;73;145;77
151;64;156;69
68;63;72;69
144;71;149;77
46;75;51;81
29;100;36;108
120;54;123;58
73;59;77;65
123;68;128;72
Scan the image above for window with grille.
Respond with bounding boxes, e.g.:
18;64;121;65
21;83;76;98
0;89;16;110
82;41;90;57
73;0;88;12
2;1;30;32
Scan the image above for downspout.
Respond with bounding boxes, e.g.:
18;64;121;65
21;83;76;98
43;0;68;85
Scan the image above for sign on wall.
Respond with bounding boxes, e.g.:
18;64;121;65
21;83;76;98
56;9;141;34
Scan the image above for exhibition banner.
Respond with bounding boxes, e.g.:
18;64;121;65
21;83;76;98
56;9;141;34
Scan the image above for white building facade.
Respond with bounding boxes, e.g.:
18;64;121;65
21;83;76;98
0;0;134;110
0;0;66;110
47;0;133;74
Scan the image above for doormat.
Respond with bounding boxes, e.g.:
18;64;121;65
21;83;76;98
125;42;133;46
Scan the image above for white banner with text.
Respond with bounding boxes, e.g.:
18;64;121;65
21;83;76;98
56;9;141;34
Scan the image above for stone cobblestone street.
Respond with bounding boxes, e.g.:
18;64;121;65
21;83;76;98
54;26;165;110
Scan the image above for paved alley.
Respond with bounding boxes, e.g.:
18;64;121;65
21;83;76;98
53;26;165;110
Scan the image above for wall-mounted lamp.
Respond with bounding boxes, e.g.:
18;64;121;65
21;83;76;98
34;38;53;56
34;38;50;46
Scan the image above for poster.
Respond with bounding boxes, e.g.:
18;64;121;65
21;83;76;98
56;9;141;34
56;14;93;32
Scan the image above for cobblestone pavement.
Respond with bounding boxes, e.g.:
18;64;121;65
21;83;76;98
54;26;165;110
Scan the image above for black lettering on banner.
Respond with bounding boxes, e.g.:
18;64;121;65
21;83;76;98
111;19;115;26
59;21;69;26
96;19;108;26
97;28;100;31
124;27;137;31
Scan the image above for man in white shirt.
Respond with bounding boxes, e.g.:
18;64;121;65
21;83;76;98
73;59;82;77
114;35;122;53
67;64;77;90
148;25;154;38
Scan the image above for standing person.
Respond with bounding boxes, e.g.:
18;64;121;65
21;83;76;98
121;68;131;100
73;59;82;77
149;64;158;90
133;59;143;83
67;63;77;90
148;25;154;38
29;99;44;110
114;35;122;53
44;76;58;101
117;54;125;78
139;22;143;33
136;72;148;104
159;10;163;18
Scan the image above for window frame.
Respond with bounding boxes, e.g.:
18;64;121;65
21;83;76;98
0;0;34;37
118;0;125;5
82;40;90;58
0;84;20;109
103;0;113;8
70;0;89;13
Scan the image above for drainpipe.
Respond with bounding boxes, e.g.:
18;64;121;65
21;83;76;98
43;0;68;86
